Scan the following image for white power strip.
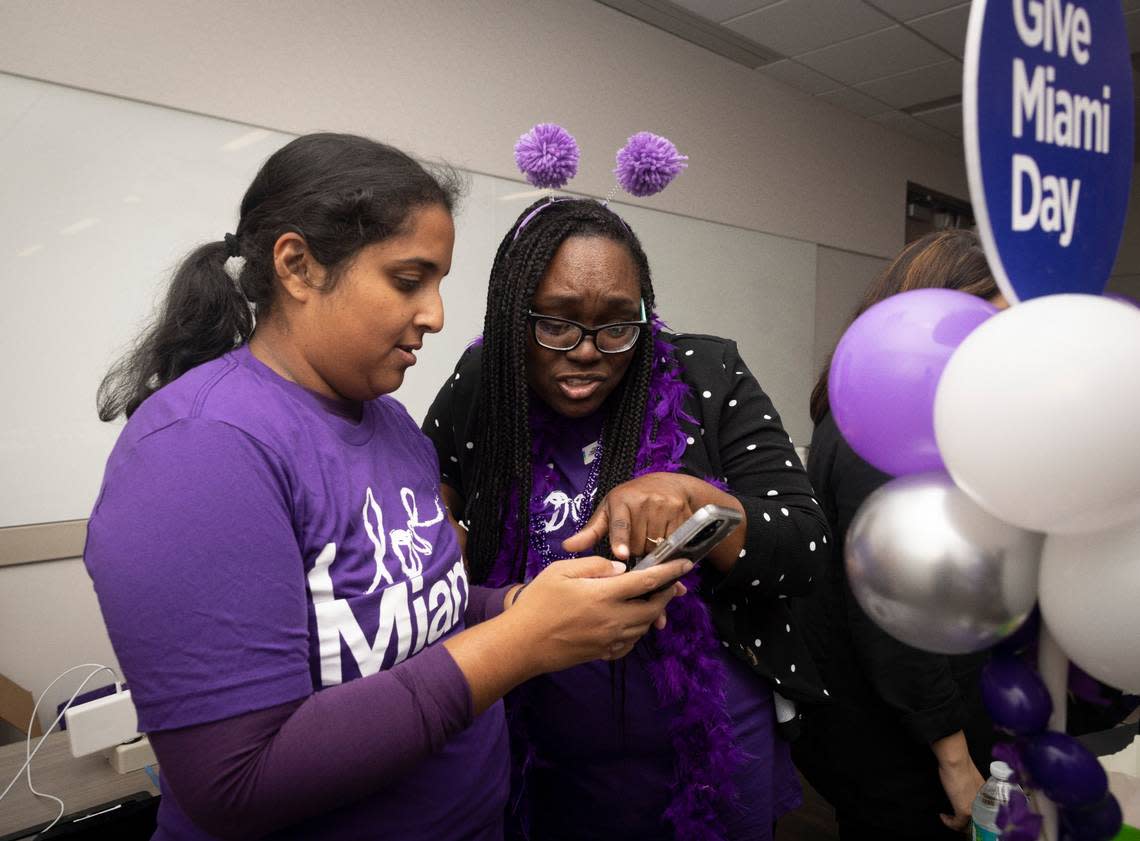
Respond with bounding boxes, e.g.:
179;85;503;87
63;690;139;757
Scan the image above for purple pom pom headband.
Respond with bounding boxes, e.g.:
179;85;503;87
614;131;688;198
511;123;687;240
514;123;580;190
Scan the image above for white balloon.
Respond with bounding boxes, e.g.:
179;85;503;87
934;294;1140;534
1039;517;1140;693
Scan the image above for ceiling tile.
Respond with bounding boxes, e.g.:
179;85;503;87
725;0;892;56
906;3;971;57
871;109;961;150
757;59;842;94
796;25;948;86
855;59;961;109
669;0;781;24
913;102;962;136
864;0;967;21
815;86;893;117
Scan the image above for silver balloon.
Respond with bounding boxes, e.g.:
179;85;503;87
846;472;1043;655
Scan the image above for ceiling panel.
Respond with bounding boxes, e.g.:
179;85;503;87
870;110;959;153
907;3;971;58
864;0;967;20
669;0;780;24
855;59;961;109
725;0;892;56
816;86;892;117
913;102;963;136
796;25;947;86
757;59;842;95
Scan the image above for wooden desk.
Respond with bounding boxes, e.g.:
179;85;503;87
0;733;159;835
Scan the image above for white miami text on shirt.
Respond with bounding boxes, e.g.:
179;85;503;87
305;486;466;687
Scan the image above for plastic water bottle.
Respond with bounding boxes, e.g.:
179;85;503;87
972;760;1021;840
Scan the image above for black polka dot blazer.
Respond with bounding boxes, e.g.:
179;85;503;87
423;333;831;705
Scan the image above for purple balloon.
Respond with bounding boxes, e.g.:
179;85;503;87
1023;732;1108;807
981;655;1053;735
1061;794;1123;841
829;289;997;476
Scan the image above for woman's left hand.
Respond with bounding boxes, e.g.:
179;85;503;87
562;472;729;562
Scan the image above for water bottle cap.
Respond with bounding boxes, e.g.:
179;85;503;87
990;760;1013;780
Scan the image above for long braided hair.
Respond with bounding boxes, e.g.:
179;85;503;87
465;198;657;584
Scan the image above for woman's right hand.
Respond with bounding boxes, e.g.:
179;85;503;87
445;556;689;713
507;556;691;673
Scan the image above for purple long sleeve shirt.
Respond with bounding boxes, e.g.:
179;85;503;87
85;346;510;840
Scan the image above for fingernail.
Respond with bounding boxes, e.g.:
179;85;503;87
682;561;695;573
610;561;626;575
616;544;628;558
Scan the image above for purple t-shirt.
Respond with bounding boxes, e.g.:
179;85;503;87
523;422;801;840
85;347;508;840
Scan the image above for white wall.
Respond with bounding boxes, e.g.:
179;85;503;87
0;559;122;739
0;0;967;260
0;0;977;731
812;246;891;381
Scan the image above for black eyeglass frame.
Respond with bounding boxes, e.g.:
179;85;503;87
526;300;648;354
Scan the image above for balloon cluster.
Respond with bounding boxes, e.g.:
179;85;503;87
832;289;1140;838
984;624;1124;839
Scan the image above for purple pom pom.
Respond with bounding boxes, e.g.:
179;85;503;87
614;132;688;197
514;123;579;189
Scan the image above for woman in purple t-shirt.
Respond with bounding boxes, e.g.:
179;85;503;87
424;197;833;841
85;133;688;841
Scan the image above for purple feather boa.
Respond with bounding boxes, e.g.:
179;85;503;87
487;321;741;841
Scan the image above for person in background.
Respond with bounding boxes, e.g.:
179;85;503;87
423;196;831;841
85;133;686;841
792;229;1004;840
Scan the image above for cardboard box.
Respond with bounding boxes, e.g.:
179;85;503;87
0;673;44;738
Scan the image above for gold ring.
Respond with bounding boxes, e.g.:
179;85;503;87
645;537;663;546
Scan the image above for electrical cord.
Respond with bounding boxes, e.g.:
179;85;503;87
0;663;123;838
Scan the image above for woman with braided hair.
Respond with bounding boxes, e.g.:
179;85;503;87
424;197;832;841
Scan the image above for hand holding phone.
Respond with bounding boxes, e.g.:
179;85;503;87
630;504;744;572
627;504;744;601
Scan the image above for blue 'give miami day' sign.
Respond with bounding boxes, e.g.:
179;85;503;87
964;0;1134;302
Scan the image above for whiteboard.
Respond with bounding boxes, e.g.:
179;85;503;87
0;74;818;527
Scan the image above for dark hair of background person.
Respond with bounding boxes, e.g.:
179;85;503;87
98;132;463;421
463;198;657;584
809;228;999;425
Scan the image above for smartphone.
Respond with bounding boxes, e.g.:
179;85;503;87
630;504;744;572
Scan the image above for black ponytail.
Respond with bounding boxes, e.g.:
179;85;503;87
97;242;251;420
98;133;462;420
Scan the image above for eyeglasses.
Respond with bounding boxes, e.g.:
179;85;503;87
527;300;647;354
